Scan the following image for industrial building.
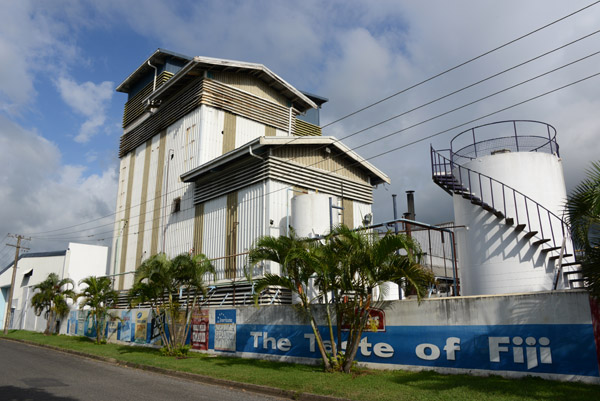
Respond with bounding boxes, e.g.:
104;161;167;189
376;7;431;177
0;243;108;332
110;49;389;294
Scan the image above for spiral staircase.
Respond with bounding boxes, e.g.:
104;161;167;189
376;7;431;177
430;120;583;291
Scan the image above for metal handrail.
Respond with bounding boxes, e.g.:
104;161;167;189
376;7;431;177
449;120;559;165
430;146;570;253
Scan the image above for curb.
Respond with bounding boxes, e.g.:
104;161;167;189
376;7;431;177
0;337;348;401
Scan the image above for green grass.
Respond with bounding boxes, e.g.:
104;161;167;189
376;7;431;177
2;330;599;401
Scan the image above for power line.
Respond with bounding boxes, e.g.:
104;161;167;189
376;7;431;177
348;50;600;155
22;4;600;239
320;0;600;128
331;29;600;144
28;69;600;248
26;43;600;242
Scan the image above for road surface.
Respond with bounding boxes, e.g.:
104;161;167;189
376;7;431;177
0;339;283;400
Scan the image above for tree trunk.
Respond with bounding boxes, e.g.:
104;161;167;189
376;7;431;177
45;310;54;335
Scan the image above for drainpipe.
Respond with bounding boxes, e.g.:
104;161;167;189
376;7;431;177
288;107;293;135
147;60;158;91
162;149;174;253
248;144;263;161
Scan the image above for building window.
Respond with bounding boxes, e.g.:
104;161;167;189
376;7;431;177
172;197;181;213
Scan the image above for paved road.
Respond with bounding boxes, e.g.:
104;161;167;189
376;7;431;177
0;339;282;401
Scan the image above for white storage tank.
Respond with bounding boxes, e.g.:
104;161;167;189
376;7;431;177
291;193;339;238
433;121;575;296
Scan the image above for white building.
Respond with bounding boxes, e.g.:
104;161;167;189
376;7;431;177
0;243;108;332
111;49;389;294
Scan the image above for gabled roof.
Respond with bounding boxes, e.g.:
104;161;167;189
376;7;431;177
0;250;66;276
116;48;192;93
144;55;318;112
180;136;390;185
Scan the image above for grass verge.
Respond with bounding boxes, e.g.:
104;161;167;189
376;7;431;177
2;330;598;401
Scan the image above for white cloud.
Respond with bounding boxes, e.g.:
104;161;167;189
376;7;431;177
0;1;82;114
56;77;114;143
1;0;599;265
0;116;117;265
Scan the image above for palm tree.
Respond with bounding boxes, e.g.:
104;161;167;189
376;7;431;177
249;225;433;373
567;161;600;297
326;225;434;373
249;230;334;370
78;276;118;344
31;273;76;335
128;253;214;356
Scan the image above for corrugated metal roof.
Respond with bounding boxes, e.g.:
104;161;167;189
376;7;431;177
0;250;66;276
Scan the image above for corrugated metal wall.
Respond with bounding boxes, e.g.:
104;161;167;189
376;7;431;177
352;200;372;230
236;115;265;148
271;147;370;184
160;108;201;259
237;183;265;278
294;118;322;137
109;156;129;281
210;71;288;107
145;132;163;258
199;106;224;162
120;144;144;290
202;196;227;281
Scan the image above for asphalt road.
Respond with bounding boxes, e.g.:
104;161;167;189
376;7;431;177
0;339;282;401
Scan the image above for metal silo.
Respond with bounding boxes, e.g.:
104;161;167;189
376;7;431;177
431;120;581;296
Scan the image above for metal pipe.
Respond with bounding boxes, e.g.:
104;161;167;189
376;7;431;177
147;60;158;91
366;217;460;296
406;190;415;221
329;197;333;232
392;194;399;235
162;149;174;253
248;144;263;160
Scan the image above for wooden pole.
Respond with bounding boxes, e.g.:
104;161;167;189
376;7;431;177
3;234;30;334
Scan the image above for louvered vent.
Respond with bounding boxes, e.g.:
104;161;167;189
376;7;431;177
122;71;174;128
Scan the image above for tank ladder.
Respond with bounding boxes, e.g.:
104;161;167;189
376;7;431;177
430;146;583;289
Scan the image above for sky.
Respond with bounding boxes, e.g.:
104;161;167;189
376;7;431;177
0;0;599;266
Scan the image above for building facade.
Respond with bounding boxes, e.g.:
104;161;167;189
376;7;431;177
0;243;108;332
111;49;389;291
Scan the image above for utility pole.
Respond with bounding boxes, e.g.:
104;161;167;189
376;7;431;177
3;234;30;334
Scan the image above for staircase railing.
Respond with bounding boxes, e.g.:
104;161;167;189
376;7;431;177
430;146;571;257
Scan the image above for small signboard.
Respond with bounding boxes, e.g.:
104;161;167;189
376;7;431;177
191;308;210;350
134;310;148;344
214;309;236;352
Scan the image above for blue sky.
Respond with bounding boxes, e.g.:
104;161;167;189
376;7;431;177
1;1;599;264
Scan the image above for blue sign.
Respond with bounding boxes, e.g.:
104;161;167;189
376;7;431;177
218;323;600;377
215;309;236;324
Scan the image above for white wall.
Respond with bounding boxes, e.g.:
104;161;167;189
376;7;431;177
454;151;572;296
65;243;109;292
0;243;108;332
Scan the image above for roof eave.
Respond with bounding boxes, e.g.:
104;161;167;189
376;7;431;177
146;56;318;111
181;136;390;186
116;49;192;93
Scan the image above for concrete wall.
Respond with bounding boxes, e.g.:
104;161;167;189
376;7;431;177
66;243;109;292
0;255;65;331
70;290;600;383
